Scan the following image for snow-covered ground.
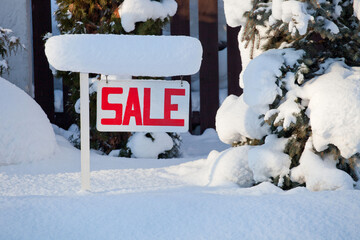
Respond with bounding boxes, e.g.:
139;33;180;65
1;129;360;240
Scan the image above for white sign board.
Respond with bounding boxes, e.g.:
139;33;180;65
97;79;190;132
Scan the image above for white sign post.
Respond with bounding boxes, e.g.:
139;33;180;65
80;73;90;191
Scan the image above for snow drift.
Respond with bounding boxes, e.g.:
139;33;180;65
0;77;57;165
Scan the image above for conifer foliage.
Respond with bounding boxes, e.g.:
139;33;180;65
0;27;23;76
55;0;166;35
243;0;360;66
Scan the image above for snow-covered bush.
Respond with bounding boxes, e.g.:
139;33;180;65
127;132;175;158
0;27;23;76
54;0;180;158
0;77;57;165
216;0;360;190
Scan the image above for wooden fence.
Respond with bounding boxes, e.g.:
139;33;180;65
32;0;242;133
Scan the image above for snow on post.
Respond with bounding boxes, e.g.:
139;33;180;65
45;34;202;77
80;73;90;191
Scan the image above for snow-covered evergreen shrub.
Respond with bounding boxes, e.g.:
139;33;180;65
217;0;360;190
0;27;23;76
54;0;180;157
127;132;175;158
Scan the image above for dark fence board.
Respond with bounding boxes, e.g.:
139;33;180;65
171;0;190;36
198;0;219;132
171;0;193;131
32;0;54;122
227;25;243;96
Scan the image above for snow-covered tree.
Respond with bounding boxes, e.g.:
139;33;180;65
0;27;23;76
54;0;180;157
216;0;360;190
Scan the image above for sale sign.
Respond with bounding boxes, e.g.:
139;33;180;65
97;79;190;132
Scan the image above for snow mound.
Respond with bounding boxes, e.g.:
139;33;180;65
291;138;354;191
45;34;202;77
127;132;173;158
208;146;254;187
216;95;269;144
303;61;360;158
248;135;291;185
166;146;253;187
0;77;57;165
119;0;177;32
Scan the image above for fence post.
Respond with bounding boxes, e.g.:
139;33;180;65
171;0;190;35
227;25;243;96
171;0;193;132
198;0;219;133
31;0;54;122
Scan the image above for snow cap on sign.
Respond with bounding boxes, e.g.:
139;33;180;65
45;34;202;77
